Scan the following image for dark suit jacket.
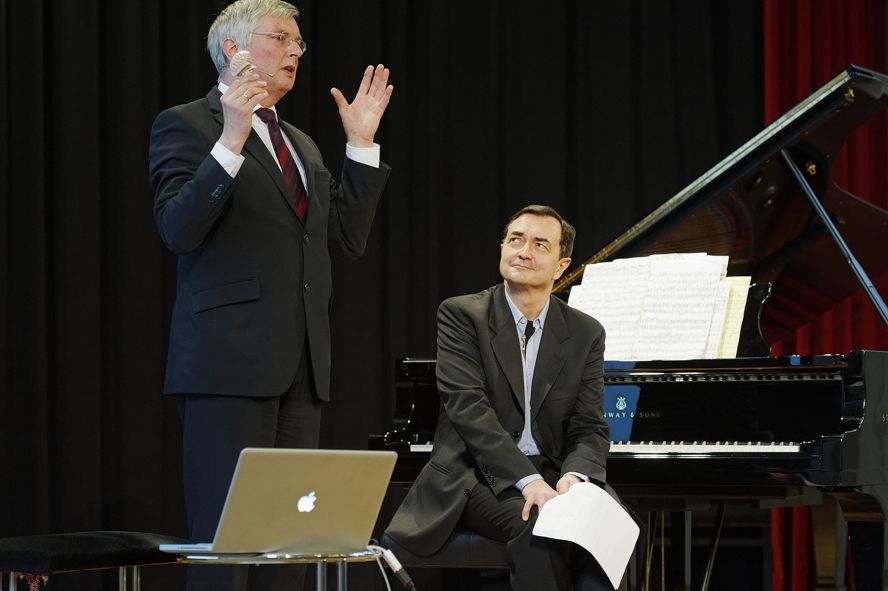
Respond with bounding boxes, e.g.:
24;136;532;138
386;284;610;555
148;87;390;400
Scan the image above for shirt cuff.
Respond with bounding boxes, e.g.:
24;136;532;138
515;473;544;492
212;142;245;177
565;471;589;483
345;143;380;168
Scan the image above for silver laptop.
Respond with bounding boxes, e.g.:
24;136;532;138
159;448;397;555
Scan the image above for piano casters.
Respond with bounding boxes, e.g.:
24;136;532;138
643;506;727;591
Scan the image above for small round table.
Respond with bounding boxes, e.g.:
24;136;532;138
178;547;383;591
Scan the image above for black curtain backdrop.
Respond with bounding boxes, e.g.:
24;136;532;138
2;1;762;588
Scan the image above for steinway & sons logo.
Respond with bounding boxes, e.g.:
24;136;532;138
607;396;659;419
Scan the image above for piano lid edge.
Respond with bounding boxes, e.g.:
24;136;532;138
554;66;888;296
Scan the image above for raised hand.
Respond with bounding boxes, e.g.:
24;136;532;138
219;73;268;154
330;64;394;147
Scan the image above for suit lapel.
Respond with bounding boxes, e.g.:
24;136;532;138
489;286;526;410
207;87;225;126
206;88;301;220
531;297;568;418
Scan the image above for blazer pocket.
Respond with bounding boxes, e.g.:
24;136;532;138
191;278;260;314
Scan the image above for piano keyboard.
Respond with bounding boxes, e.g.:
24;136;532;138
407;441;802;454
609;441;801;454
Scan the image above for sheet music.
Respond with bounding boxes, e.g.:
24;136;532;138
716;276;751;357
569;258;650;360
704;280;731;358
568;254;746;361
634;254;726;360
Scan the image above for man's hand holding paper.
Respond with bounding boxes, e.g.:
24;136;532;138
533;482;640;589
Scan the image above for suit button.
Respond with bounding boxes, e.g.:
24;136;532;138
512;430;520;439
303;234;310;244
464;489;471;497
304;283;311;292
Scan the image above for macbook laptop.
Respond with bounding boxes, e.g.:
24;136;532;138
160;447;397;555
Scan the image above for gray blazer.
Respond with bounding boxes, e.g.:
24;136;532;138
386;284;610;555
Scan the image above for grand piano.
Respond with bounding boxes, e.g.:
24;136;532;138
371;65;888;590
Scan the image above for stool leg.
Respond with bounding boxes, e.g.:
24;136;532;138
336;561;347;591
316;560;327;591
118;566;126;591
132;566;141;591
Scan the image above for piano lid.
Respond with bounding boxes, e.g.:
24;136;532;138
555;65;888;345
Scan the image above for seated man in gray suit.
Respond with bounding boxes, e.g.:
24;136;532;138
386;204;614;590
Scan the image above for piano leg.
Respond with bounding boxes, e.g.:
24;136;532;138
812;495;849;591
847;520;884;590
817;487;888;590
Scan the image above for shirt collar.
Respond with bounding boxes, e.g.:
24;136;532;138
503;286;550;331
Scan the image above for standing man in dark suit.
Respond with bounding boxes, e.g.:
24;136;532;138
148;0;391;589
386;205;614;590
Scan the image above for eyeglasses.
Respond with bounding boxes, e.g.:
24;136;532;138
251;31;308;53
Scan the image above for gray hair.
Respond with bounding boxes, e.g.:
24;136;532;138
207;0;299;75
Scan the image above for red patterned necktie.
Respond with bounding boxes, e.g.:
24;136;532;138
255;108;308;222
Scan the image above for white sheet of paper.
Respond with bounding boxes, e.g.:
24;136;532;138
704;280;731;358
532;483;639;589
570;259;650;360
716;276;751;357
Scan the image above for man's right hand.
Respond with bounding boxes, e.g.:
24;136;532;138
219;73;268;154
520;478;557;521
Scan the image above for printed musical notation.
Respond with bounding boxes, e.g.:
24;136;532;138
568;253;749;361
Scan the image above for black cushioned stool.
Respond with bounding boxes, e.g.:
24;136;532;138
0;531;188;591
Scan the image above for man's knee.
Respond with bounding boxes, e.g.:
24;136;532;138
504;506;539;542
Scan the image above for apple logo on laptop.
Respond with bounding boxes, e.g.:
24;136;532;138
297;491;317;513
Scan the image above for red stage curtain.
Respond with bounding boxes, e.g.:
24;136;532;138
764;0;887;589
